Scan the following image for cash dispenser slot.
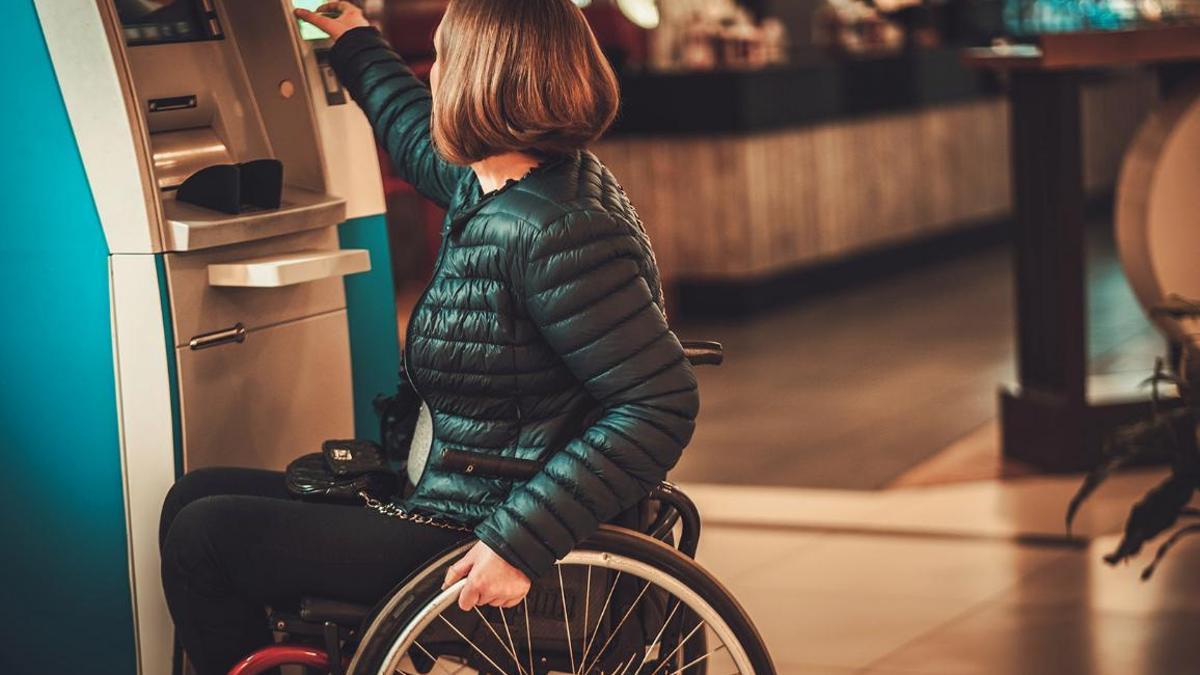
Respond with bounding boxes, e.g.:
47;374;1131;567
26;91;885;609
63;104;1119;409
152;128;235;191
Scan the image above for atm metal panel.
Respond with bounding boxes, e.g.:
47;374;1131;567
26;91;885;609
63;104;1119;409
177;309;356;473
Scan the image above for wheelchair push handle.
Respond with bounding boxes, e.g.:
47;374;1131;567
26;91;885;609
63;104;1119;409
681;340;724;366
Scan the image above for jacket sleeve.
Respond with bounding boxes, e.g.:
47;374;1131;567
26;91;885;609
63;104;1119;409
328;27;468;209
473;211;701;579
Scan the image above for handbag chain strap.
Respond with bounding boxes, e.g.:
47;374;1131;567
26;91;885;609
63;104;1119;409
359;491;473;533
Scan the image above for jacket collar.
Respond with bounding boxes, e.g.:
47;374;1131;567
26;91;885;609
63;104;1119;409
447;151;576;237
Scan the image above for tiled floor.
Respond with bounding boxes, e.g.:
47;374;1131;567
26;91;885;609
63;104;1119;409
687;471;1200;674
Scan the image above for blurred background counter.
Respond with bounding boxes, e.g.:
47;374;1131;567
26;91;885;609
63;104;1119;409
596;63;1153;314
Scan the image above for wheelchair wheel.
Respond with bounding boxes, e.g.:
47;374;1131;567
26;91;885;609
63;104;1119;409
348;526;774;675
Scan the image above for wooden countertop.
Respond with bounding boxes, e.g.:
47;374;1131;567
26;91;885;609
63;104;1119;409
964;25;1200;70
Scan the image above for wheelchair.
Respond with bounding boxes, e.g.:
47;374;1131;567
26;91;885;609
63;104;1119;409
227;341;776;675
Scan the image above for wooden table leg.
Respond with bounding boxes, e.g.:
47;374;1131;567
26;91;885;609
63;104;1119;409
1000;70;1113;471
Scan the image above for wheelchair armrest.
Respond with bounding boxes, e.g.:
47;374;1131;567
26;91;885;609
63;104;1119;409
680;340;723;366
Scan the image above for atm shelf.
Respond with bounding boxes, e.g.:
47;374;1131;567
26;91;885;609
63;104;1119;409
164;187;347;251
207;248;371;288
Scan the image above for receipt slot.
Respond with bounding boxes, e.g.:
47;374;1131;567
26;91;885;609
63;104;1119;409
16;1;400;672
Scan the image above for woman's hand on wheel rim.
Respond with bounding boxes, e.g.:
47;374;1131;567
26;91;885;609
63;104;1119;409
293;1;370;42
442;540;532;612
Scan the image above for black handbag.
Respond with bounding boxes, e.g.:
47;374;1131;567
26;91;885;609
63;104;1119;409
285;439;399;503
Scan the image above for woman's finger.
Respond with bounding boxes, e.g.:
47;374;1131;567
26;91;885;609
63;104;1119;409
458;581;481;612
293;8;339;33
317;1;362;16
483;588;524;608
442;558;471;590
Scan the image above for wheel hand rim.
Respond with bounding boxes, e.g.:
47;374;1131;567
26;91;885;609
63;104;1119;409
373;551;756;675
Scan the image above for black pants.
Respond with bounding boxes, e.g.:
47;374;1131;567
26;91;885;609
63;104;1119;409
159;467;470;675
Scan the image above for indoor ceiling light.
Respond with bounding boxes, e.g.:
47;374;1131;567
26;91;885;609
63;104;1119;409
615;0;660;28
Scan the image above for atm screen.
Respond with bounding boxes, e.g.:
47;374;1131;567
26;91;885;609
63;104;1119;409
117;0;217;46
291;0;332;41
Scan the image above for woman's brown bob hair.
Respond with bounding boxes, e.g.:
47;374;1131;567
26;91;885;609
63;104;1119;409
432;0;620;165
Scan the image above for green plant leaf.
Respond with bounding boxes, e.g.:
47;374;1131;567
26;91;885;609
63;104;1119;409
1067;413;1183;534
1104;473;1196;566
1142;523;1200;580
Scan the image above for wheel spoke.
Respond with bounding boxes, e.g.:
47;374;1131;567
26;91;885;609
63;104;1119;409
437;614;513;675
648;621;705;675
664;643;728;675
582;565;592;668
620;650;645;675
579;571;622;669
411;640;460;675
522;597;536;675
582;580;653;675
632;599;684;675
606;650;638;675
557;563;578;673
475;607;527;675
499;606;527;675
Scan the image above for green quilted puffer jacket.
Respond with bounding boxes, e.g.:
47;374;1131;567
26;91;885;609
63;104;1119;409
330;28;700;579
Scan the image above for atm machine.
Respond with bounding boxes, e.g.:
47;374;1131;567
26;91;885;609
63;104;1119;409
10;1;399;672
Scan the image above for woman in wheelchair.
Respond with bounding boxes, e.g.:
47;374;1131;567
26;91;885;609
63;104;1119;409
158;2;711;673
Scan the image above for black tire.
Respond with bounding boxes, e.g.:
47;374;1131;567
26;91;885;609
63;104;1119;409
347;526;776;675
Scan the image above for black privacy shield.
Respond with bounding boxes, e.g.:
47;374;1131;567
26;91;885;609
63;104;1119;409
177;158;283;215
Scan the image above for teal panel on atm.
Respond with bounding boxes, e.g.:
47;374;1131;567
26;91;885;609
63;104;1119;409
0;4;136;674
339;214;401;442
